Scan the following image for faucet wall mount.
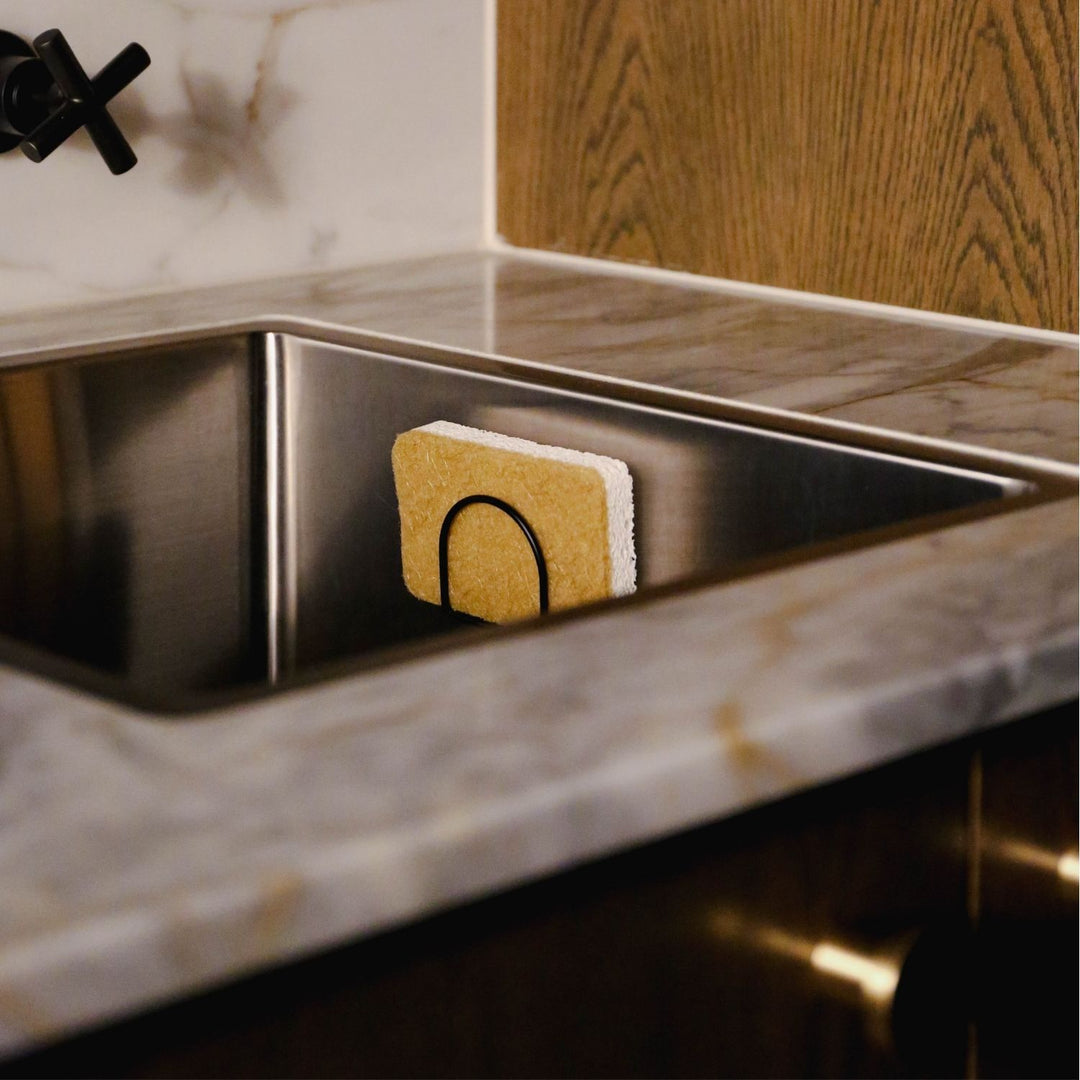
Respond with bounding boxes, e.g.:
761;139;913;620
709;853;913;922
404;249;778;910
0;28;150;174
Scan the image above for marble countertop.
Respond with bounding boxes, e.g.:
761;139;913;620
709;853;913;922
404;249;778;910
0;250;1076;1056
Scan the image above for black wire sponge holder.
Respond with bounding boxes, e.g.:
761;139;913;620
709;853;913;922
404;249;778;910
438;494;549;624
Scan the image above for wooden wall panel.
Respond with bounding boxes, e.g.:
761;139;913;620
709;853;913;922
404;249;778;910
497;1;1078;332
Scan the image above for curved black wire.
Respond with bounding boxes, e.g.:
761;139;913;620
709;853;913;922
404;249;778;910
438;495;549;619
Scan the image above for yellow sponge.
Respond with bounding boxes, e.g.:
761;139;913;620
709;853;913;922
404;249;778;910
392;421;636;623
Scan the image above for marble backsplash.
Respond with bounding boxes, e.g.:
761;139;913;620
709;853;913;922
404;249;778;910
0;0;486;317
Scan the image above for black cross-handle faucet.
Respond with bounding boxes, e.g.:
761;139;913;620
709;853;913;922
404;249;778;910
0;28;150;174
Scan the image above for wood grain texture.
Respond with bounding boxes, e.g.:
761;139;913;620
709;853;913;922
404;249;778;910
498;0;1079;331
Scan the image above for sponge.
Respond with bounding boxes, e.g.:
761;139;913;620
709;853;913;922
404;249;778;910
392;420;635;623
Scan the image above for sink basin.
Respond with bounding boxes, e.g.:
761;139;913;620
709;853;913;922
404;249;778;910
0;326;1069;712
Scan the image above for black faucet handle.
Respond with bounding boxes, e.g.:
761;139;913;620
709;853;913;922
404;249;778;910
1;28;149;174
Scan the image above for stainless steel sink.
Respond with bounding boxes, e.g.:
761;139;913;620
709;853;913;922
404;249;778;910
0;326;1069;712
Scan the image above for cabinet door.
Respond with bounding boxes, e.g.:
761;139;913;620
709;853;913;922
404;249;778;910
974;702;1079;1079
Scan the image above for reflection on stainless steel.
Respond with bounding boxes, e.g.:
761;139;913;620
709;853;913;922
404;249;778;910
0;335;259;699
263;330;299;683
0;329;1060;711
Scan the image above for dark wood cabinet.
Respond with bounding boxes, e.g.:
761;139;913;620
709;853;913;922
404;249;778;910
3;704;1075;1079
974;707;1079;1079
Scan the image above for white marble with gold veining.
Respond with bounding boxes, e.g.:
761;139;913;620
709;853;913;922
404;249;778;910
0;1;484;315
0;251;1075;1055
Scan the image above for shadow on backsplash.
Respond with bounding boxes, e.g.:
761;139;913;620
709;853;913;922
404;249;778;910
157;69;296;205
